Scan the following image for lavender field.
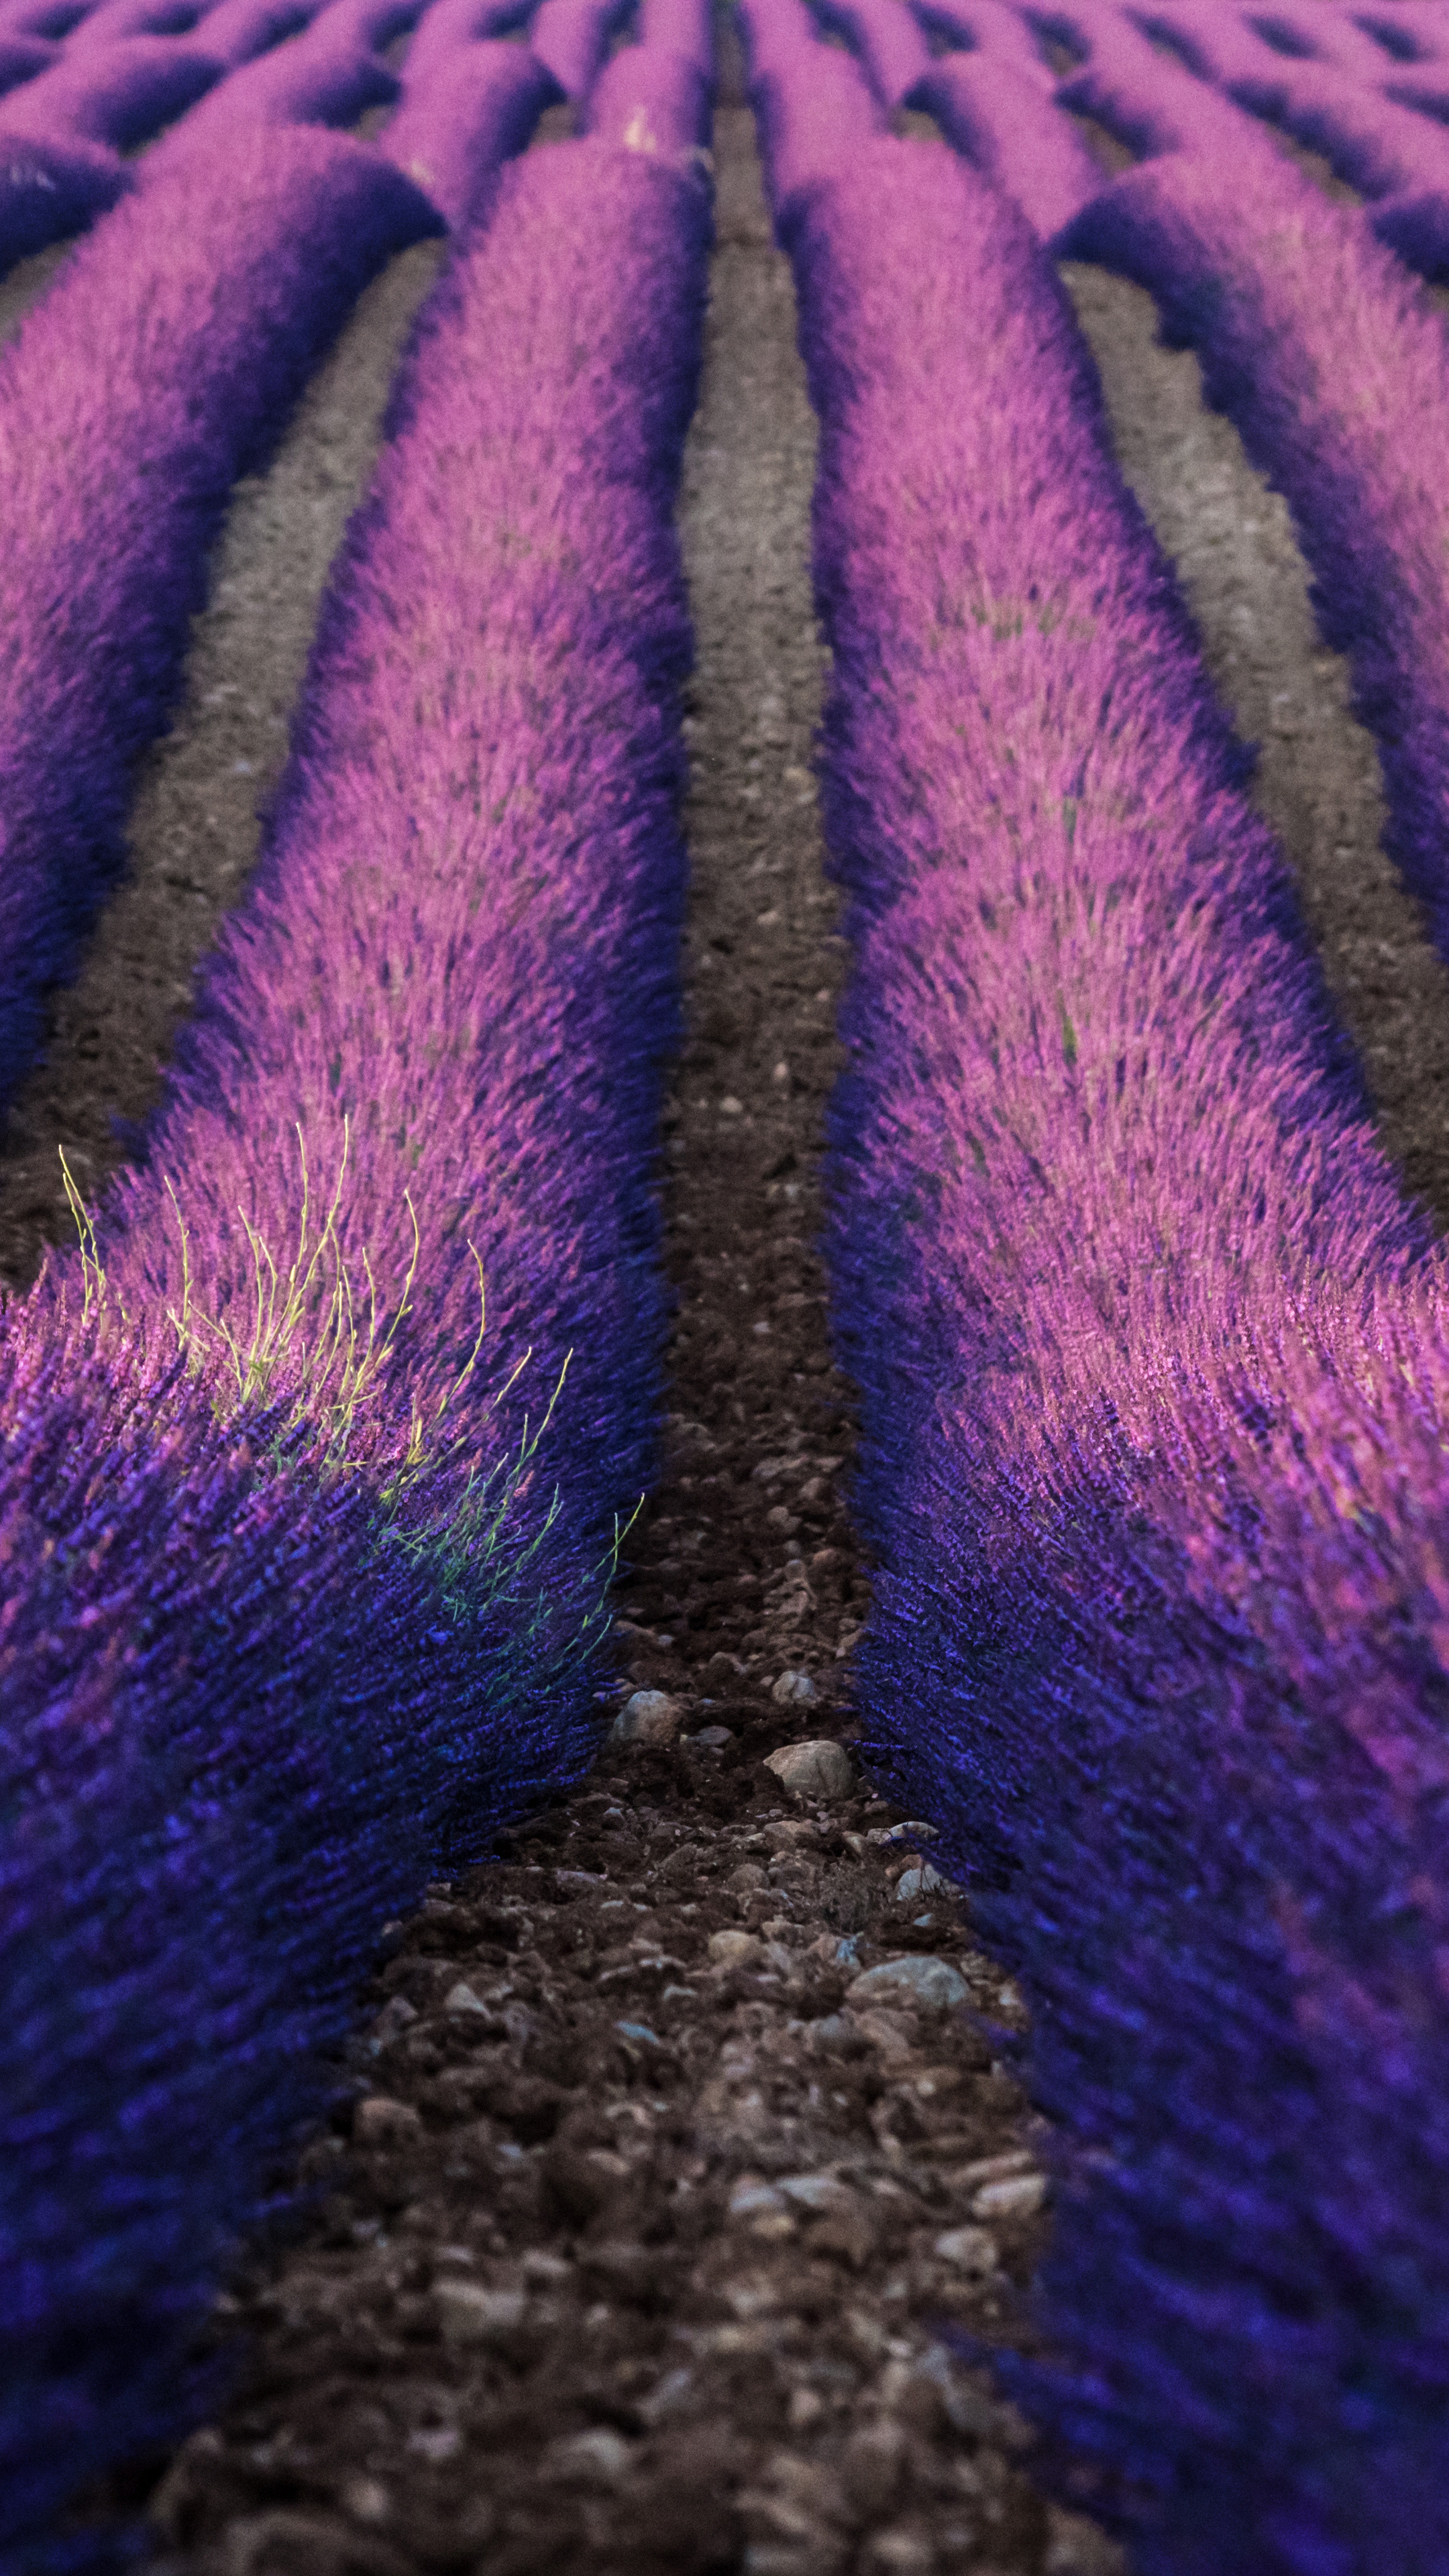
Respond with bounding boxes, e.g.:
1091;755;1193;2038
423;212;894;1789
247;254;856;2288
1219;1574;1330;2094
1;0;1448;2570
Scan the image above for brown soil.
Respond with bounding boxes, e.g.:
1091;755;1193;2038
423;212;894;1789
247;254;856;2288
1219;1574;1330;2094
28;47;1449;2576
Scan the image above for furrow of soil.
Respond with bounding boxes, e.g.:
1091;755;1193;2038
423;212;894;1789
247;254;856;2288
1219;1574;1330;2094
1060;258;1449;1233
133;78;1117;2576
0;232;443;1291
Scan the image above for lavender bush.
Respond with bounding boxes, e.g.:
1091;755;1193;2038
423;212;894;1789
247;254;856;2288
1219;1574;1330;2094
1;123;708;2571
771;87;1449;2571
1055;121;1449;972
0;127;440;1112
906;11;1449;987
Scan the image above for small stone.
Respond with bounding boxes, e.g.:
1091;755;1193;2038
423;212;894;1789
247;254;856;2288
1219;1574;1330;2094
371;1994;418;2041
339;2475;390;2524
443;1980;491;2017
777;2172;852;2212
972;2171;1048;2220
770;1668;817;1705
523;2249;571;2284
616;2019;664;2049
812;2198;879;2268
435;2282;526;2345
955;2149;1033;2186
547;2427;633;2485
865;2527;934;2576
611;1688;682;1746
639;2365;694;2426
729;2178;786;2217
709;1929;762;1968
1045;2503;1130;2574
352;2095;422;2145
688;1723;735;1748
894;1862;949;1903
842;2419;907;2518
808;2012;864;2056
847;1955;969;2010
407;2425;461;2462
851;2006;916;2057
763;1739;855;1801
933;2224;998;2276
720;1095;744;1116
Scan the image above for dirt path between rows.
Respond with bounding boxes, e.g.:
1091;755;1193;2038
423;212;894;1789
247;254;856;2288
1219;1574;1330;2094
30;56;1449;2576
131;87;1117;2576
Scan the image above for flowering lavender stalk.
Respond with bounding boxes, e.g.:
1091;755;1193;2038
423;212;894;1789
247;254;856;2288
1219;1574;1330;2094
1;127;707;2571
784;112;1449;2574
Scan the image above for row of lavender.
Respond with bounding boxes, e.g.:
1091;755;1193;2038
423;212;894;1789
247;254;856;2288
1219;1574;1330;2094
743;8;1449;2571
0;0;613;1108
0;24;712;2563
845;0;1449;1029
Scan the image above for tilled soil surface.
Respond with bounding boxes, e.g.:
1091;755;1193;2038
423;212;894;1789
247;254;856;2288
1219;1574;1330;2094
27;56;1449;2576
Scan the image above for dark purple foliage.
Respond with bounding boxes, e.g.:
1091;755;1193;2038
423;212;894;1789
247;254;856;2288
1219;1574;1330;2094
777;112;1449;2576
908;0;1061;78
0;1327;478;2573
0;126;439;1113
0;33;54;94
0;133;127;268
151;9;396;136
64;0;207;50
1;128;707;2572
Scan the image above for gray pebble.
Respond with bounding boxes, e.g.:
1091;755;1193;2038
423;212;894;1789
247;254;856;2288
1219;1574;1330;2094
847;1955;969;2010
763;1738;855;1800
